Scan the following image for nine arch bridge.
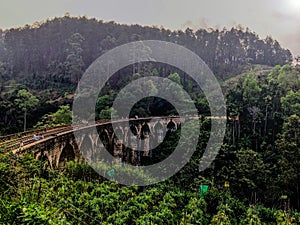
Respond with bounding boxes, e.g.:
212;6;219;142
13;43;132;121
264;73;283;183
1;117;184;169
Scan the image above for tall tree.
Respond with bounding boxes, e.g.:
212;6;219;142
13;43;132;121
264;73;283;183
281;90;300;117
276;115;300;209
65;33;85;86
15;89;39;131
242;71;262;106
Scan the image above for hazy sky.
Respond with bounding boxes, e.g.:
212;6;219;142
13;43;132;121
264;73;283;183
1;0;300;56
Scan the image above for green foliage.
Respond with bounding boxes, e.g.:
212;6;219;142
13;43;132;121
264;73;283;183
275;115;300;207
168;72;181;85
1;151;299;224
180;197;209;224
241;206;262;225
242;71;261;106
281;90;300;117
17;202;69;225
278;65;300;92
15;89;39;131
275;210;297;225
65;33;85;85
35;105;72;128
15;89;39;113
98;107;116;120
210;204;232;225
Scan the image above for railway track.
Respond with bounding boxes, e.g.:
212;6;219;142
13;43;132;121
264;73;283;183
0;125;74;153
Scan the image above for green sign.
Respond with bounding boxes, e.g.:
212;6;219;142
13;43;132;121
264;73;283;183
199;185;209;198
107;169;115;177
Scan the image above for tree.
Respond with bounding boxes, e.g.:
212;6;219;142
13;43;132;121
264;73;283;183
295;56;300;64
35;105;72;128
276;115;300;209
65;33;85;86
281;90;300;117
129;40;152;74
278;65;300;93
0;62;6;94
210;204;231;225
15;89;39;131
226;149;269;201
241;206;262;224
50;105;72;125
243;71;261;106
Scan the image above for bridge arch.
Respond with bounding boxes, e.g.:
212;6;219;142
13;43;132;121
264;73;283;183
141;123;151;139
167;119;177;131
35;151;52;169
129;124;139;136
153;122;165;144
99;129;112;156
79;134;94;163
113;127;124;142
58;143;76;167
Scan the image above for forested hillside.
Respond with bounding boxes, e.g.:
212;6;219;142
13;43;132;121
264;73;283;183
0;15;294;134
0;14;292;83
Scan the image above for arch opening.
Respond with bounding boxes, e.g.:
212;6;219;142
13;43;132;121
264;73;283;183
58;143;75;167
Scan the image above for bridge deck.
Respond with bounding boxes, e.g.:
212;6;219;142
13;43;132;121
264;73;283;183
1;116;226;154
1;116;182;153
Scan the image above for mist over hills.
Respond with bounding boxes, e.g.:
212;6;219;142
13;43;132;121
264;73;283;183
0;15;292;87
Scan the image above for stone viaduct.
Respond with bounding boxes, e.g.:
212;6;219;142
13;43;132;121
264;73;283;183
16;117;183;169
